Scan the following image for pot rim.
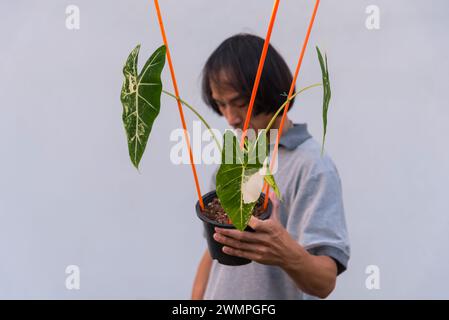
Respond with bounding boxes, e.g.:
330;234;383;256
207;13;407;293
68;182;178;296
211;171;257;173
195;190;272;228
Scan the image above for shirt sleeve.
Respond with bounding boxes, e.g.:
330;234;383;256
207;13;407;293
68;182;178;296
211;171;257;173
287;169;351;275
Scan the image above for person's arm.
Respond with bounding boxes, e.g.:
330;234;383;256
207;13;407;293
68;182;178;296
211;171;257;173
279;238;337;298
213;215;337;298
213;188;345;299
191;249;212;300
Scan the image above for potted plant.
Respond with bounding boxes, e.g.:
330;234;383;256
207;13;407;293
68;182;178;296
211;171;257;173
119;43;331;266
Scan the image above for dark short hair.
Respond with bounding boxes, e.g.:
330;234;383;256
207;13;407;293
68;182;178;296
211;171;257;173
201;33;295;116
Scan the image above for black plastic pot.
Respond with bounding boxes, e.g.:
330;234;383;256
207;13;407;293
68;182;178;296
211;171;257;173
196;190;272;266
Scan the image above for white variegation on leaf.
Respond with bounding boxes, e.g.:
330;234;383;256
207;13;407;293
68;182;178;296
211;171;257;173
216;130;281;230
120;44;166;169
242;158;273;204
242;168;264;204
262;160;282;201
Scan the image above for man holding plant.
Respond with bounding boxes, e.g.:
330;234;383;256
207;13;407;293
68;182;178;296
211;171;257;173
191;34;350;300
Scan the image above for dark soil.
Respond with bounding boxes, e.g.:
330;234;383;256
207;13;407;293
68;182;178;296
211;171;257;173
202;196;266;224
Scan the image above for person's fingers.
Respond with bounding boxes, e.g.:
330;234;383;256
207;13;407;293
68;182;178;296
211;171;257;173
214;226;264;242
213;232;262;253
268;190;280;221
248;215;275;233
222;246;262;261
269;190;279;206
248;215;262;230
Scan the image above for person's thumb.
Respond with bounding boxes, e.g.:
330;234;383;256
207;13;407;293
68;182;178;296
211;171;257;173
268;190;280;221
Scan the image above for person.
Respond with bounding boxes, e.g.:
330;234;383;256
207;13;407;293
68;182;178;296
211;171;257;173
192;33;350;300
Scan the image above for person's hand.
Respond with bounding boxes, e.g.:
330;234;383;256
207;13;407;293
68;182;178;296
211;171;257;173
213;192;303;267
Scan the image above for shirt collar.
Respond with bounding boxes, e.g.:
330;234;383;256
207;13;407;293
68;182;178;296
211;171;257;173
275;123;312;150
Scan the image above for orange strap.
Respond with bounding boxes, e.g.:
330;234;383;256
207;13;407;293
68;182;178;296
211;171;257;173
154;0;204;210
263;0;321;209
240;0;281;148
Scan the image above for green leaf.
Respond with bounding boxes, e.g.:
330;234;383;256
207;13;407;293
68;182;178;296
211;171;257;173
216;131;257;231
120;44;166;169
316;46;332;156
263;170;282;201
216;130;279;230
248;130;281;200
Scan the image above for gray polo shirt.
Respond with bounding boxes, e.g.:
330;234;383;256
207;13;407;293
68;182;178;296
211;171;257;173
203;123;350;300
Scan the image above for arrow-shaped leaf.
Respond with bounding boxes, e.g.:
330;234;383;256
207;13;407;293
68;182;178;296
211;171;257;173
120;44;166;169
216;130;280;230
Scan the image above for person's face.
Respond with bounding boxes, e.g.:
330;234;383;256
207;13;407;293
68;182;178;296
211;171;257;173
210;80;273;131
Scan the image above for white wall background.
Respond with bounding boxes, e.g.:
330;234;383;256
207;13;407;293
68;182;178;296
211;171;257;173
1;0;448;299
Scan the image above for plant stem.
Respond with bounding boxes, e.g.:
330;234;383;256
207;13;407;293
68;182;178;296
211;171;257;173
163;83;321;154
265;83;322;132
162;90;222;152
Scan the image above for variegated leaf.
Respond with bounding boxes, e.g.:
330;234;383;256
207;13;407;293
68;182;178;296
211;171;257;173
216;130;280;230
120;44;166;169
